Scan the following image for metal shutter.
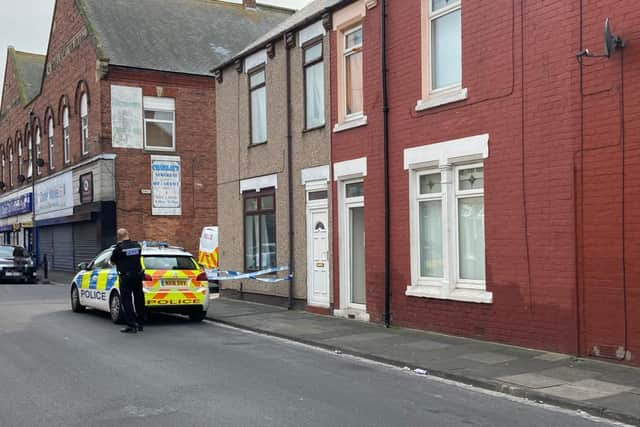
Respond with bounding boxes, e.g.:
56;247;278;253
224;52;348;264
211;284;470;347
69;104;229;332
38;227;55;267
53;225;74;271
73;222;100;266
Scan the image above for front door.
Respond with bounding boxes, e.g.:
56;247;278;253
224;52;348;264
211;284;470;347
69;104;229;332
307;208;329;307
340;180;366;312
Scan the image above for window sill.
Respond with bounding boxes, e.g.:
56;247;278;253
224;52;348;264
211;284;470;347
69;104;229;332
333;115;368;133
303;124;326;134
405;283;492;304
415;88;468;112
248;141;268;148
144;147;177;154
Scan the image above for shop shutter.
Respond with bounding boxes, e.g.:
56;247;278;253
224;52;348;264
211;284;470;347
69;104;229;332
73;222;100;266
38;227;55;267
53;225;74;271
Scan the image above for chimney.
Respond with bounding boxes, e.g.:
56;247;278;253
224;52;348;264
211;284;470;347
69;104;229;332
243;0;256;9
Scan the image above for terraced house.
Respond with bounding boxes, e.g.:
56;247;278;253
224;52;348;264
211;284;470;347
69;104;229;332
214;1;335;309
0;0;290;271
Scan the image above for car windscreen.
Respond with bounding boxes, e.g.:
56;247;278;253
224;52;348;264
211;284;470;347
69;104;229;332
0;246;28;258
143;256;198;271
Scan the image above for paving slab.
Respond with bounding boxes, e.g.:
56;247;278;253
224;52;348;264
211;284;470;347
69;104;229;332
537;366;600;383
459;351;519;365
499;373;567;389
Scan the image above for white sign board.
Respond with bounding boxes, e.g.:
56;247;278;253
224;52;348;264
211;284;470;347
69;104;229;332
151;155;181;216
35;171;74;220
111;85;143;149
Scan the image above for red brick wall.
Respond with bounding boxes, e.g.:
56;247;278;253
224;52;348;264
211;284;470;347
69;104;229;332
330;5;386;319
331;0;640;354
102;68;217;255
578;2;639;362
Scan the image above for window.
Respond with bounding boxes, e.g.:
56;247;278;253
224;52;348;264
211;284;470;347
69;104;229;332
144;97;175;151
244;190;276;271
405;134;490;303
80;93;89;155
9;146;13;188
249;68;267;144
303;40;325;130
17;137;23;178
429;0;461;91
1;151;5;187
142;256;198;271
32;127;42;176
48;117;55;170
343;26;363;119
63;107;70;164
417;0;465;110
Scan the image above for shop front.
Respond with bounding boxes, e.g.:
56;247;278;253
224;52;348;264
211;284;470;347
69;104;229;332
0;190;34;253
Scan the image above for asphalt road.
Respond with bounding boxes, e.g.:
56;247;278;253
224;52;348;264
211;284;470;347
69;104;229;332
0;284;629;427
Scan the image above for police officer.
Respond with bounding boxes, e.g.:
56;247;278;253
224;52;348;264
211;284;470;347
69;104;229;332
110;228;145;333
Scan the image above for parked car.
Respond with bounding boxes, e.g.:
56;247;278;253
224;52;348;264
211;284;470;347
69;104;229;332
0;245;37;283
70;242;210;322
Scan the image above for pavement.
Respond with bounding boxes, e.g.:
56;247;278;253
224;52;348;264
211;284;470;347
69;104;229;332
46;270;640;425
0;284;622;427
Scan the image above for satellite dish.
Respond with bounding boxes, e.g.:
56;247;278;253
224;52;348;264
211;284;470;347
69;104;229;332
604;18;625;58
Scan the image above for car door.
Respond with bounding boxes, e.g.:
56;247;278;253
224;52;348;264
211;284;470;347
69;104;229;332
78;249;113;309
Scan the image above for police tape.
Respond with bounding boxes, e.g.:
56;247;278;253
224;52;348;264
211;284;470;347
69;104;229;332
206;266;293;283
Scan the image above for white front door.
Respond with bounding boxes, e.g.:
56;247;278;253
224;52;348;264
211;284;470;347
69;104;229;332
307;208;330;307
339;180;366;312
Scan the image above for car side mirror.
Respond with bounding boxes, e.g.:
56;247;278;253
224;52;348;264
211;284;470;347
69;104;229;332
77;262;89;271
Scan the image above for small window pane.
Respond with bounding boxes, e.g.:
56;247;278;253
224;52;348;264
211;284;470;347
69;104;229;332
308;190;328;201
305;61;325;128
304;43;322;63
245;215;259;271
458;167;484;191
250;70;265;88
458;196;485;280
419;200;443;277
260;213;276;268
431;9;461;90
145;110;174;121
345;51;363;115
251;86;267;144
261;195;274;210
432;0;458;12
419;173;441;194
245;197;258;212
345;182;363;198
145;121;173;148
345;28;362;49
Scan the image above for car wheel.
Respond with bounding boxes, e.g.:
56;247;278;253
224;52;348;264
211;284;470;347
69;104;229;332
189;310;207;322
109;292;124;324
71;285;85;313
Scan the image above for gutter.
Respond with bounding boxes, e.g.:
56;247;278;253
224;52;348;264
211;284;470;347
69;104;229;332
381;0;391;327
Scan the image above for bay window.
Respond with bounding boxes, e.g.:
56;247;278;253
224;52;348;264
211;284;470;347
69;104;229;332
244;190;276;271
303;40;325;130
249;68;267;145
405;134;490;303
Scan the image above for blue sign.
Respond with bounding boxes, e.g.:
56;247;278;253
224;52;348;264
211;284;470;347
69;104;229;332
0;193;33;219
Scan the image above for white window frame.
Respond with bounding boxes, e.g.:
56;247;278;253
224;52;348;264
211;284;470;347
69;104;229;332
80;93;89;155
48;117;55;171
18;139;23;177
417;0;467;111
63;107;70;164
35;127;42;176
405;134;491;304
9;146;14;188
27;133;33;178
342;25;364;122
1;151;5;186
143;97;176;151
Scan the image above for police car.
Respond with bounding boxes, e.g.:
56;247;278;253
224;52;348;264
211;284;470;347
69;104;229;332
70;242;209;322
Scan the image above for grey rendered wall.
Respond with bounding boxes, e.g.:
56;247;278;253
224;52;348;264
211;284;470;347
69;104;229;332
216;30;331;301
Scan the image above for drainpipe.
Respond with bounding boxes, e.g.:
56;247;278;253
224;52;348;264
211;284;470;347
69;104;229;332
381;0;391;327
284;33;295;310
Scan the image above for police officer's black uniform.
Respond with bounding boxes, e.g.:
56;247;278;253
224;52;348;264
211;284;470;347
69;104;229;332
110;239;144;333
